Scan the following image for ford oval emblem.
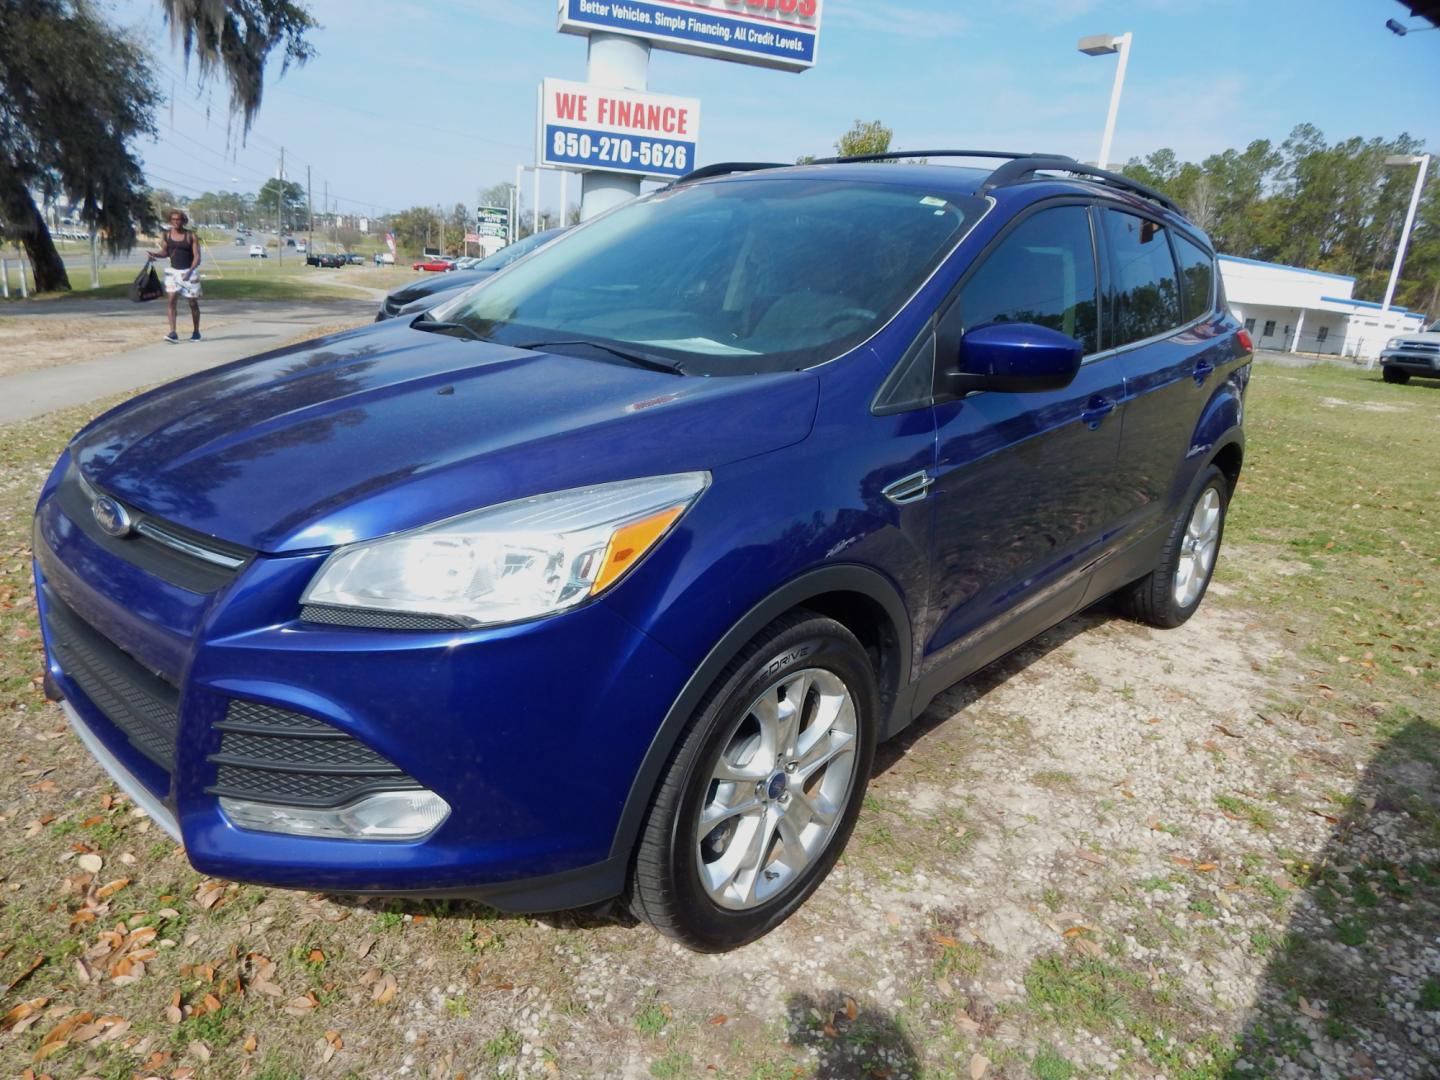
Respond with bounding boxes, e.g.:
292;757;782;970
91;496;133;538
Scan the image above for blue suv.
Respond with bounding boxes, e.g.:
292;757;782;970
34;151;1250;951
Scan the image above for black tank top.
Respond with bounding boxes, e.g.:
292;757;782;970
164;231;195;271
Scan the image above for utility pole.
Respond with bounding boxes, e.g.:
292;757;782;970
323;180;329;250
307;165;313;254
276;146;285;265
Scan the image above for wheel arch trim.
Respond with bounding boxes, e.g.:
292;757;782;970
607;563;913;863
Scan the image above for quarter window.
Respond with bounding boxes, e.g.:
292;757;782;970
1173;235;1215;323
1101;210;1182;347
957;205;1098;354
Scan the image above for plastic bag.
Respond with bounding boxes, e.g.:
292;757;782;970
129;259;163;302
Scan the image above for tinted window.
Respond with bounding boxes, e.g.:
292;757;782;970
438;180;984;375
957;205;1098;354
1102;210;1181;347
1174;234;1214;323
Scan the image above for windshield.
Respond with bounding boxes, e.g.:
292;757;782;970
434;178;984;374
1429;320;1440;333
474;228;564;272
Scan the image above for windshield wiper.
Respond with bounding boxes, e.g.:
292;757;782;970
517;338;686;375
411;312;486;341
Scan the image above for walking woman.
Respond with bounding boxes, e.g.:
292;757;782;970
148;209;203;342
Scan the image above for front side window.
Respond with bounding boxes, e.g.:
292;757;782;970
1102;209;1181;347
956;205;1098;354
436;179;985;375
1173;234;1215;323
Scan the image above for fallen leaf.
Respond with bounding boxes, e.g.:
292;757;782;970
954;1013;980;1034
371;973;397;1005
188;1040;211;1062
708;1014;727;1025
1074;849;1106;865
1061;926;1093;939
969;1052;990;1079
1298;996;1326;1020
76;854;102;874
3;953;45;993
1;996;48;1031
932;935;959;949
843;996;858;1021
242;1034;258;1054
95;878;130;900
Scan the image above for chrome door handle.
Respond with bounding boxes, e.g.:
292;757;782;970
882;470;933;505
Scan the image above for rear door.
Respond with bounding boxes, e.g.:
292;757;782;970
1100;209;1231;546
921;201;1125;681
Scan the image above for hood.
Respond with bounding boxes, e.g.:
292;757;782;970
389;269;490;305
72;321;819;554
1393;330;1440;345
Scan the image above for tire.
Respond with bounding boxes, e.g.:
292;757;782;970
1119;464;1229;629
628;611;878;952
1383;367;1410;384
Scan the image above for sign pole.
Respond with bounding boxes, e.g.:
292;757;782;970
579;33;651;221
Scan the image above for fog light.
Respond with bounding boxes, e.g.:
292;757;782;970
220;790;450;840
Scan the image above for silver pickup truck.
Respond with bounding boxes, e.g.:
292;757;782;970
1381;320;1440;384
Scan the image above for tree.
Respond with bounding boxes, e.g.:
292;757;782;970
255;178;306;231
0;0;160;292
160;0;317;134
836;119;893;158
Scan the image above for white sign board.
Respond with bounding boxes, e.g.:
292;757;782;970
540;78;700;179
557;0;821;72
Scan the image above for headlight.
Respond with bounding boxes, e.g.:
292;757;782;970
301;472;709;627
1387;338;1403;350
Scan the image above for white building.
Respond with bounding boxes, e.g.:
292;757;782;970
1219;255;1428;361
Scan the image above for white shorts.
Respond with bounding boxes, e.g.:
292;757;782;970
164;267;202;299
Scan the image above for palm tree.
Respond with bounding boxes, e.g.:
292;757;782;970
159;0;317;133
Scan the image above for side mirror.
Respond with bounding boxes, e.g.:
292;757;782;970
944;322;1083;395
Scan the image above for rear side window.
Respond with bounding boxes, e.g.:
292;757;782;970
1173;234;1215;323
957;205;1098;354
1102;210;1181;347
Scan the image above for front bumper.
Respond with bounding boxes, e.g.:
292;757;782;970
35;462;691;910
1380;350;1440;374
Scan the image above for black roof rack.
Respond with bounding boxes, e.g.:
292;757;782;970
670;150;1182;216
982;156;1182;214
807;149;1062;166
672;161;788;186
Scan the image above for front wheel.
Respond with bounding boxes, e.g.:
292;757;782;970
629;612;878;951
1382;366;1410;384
1119;464;1229;629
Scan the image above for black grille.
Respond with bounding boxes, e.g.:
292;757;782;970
206;700;421;808
55;462;252;594
42;587;179;771
301;604;467;631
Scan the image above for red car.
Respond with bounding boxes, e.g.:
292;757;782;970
411;257;455;272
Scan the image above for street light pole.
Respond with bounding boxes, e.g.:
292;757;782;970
1077;32;1132;169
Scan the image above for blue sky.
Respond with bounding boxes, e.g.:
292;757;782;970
110;0;1440;221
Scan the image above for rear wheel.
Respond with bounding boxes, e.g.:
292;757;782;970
1383;366;1410;384
629;612;878;952
1119;465;1229;629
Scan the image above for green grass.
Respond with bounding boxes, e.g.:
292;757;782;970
2;257;386;303
1215;793;1276;830
1032;1045;1076;1080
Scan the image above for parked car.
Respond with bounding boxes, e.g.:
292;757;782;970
1379;320;1440;383
344;253;366;265
33;152;1250;951
411;256;456;272
376;228;568;320
247;244;266;258
306;252;345;268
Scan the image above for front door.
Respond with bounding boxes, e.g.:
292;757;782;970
921;202;1124;682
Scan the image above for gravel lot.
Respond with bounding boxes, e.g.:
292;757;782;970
0;356;1436;1080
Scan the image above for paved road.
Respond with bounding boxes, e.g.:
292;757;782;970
0;298;376;425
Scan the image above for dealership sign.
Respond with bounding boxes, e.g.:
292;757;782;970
540;78;699;178
475;206;510;240
557;0;821;72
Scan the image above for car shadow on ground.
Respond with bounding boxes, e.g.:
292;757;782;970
1222;715;1440;1077
327;603;1124;937
873;601;1116;777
